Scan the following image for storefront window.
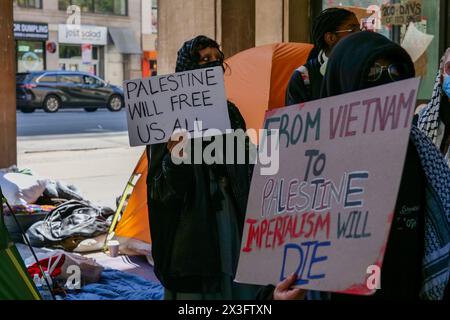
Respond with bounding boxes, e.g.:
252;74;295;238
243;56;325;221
323;0;391;36
59;44;100;76
59;44;98;60
16;0;42;9
16;40;45;72
152;0;158;34
322;0;442;100
58;0;127;15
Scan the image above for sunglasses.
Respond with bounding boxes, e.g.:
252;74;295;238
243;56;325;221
367;63;410;82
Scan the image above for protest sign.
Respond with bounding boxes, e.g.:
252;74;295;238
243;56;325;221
401;22;434;63
235;78;420;295
381;1;422;26
124;66;231;146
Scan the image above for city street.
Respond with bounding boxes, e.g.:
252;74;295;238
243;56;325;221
17;109;144;209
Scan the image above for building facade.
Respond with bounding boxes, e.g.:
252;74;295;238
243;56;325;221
156;0;313;75
318;0;450;101
13;0;143;86
157;0;449;101
141;0;158;77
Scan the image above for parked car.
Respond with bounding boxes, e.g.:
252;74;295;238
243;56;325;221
16;71;124;113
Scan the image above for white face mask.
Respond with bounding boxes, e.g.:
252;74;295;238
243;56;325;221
319;51;329;76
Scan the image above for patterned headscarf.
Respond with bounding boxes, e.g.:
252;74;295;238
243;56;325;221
175;35;224;72
410;126;450;300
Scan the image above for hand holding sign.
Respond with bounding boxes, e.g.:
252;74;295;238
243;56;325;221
235;78;420;296
124;67;231;146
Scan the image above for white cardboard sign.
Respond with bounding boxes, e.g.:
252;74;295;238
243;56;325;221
124;67;231;146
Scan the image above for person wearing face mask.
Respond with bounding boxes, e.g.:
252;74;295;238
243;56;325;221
284;8;361;106
146;35;260;300
272;32;450;300
417;48;450;167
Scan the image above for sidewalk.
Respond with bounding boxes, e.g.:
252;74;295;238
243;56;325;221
17;132;145;209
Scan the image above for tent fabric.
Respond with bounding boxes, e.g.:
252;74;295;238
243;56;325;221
0;195;41;300
110;43;313;255
0;246;41;300
224;42;313;133
107;150;151;255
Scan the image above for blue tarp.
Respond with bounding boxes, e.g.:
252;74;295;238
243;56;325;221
64;269;163;300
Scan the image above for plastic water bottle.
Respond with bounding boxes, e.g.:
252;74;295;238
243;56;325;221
43;272;53;289
33;274;41;289
33;274;52;300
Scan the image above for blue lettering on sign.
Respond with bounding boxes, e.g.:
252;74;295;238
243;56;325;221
280;241;331;285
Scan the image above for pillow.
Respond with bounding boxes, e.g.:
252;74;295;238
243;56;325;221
0;172;48;205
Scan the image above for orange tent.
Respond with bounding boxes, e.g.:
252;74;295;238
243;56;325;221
224;42;313;133
108;42;313;257
105;150;151;256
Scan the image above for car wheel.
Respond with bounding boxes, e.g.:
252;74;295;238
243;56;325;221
20;107;35;113
84;107;98;112
43;95;61;113
107;95;123;112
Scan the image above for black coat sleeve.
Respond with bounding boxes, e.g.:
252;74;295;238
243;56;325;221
149;146;194;205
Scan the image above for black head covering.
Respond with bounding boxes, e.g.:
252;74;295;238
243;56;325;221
311;7;356;53
175;35;224;72
149;36;226;175
321;31;415;98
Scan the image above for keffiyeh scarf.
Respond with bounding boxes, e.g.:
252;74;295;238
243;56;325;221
417;70;450;167
410;126;450;300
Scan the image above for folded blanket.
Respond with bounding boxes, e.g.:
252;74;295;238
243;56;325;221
64;269;164;300
2;204;55;215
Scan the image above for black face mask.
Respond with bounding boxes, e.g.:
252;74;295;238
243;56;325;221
364;72;394;89
197;60;225;72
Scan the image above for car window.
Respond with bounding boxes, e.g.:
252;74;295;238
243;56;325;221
16;73;30;83
38;74;58;83
60;74;82;84
83;75;102;86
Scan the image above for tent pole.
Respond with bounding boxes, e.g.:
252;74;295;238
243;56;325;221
102;174;137;251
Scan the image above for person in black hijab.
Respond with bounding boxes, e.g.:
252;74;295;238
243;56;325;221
273;32;450;300
285;8;360;106
147;35;258;300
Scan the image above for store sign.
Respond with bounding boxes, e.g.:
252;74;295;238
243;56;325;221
58;24;107;45
14;22;48;40
381;1;422;26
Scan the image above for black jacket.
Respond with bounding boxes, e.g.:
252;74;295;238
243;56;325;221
146;101;253;293
285;58;323;106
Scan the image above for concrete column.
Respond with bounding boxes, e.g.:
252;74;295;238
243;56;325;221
255;0;283;46
221;0;255;58
157;0;216;74
284;0;311;43
158;0;257;73
0;0;17;168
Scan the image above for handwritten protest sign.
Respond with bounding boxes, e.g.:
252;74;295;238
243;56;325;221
124;66;231;146
381;1;422;26
235;78;420;295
